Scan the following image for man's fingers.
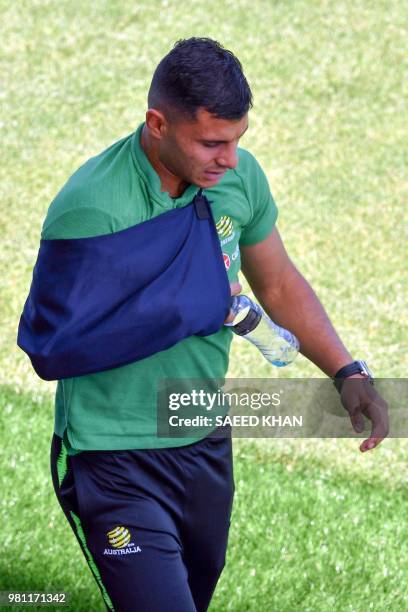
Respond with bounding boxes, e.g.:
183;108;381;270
341;379;389;451
225;282;242;323
360;436;384;453
350;411;365;433
230;282;242;296
340;385;362;431
224;311;235;323
359;396;389;452
364;400;389;441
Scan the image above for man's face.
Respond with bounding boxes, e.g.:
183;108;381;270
158;108;249;188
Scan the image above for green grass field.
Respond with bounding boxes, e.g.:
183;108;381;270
1;1;407;610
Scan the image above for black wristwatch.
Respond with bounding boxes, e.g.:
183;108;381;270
333;360;374;392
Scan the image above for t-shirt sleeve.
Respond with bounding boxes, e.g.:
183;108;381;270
238;152;278;246
41;206;115;240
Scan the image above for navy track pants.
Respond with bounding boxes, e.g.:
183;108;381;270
50;430;234;611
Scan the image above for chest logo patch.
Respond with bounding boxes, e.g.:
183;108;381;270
216;216;234;239
216;216;236;247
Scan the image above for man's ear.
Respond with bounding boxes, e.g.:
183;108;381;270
145;109;168;140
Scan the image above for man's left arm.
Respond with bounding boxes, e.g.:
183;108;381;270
240;227;389;451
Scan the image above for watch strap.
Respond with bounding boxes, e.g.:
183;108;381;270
333;360;373;392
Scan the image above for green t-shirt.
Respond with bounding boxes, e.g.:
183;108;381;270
42;123;278;451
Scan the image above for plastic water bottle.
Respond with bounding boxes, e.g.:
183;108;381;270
225;295;299;367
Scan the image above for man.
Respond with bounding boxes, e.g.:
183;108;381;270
19;38;388;611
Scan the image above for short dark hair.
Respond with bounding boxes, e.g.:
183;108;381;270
148;37;253;120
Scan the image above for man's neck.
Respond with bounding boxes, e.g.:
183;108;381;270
140;125;188;198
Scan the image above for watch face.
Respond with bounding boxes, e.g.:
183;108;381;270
358;360;373;378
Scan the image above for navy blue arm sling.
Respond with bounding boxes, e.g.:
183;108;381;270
17;191;231;381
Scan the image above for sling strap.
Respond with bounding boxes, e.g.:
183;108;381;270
17;191;231;380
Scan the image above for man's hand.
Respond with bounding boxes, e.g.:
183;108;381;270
224;282;242;324
340;375;389;452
